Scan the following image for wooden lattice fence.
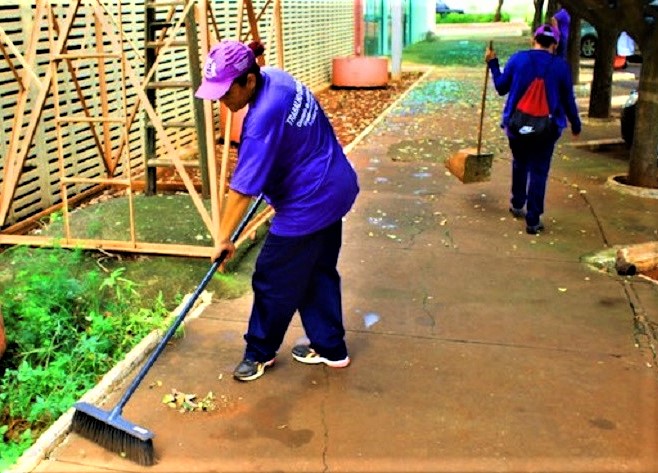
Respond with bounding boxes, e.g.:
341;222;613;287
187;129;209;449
0;0;354;256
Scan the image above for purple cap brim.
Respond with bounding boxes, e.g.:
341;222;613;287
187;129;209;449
195;79;232;100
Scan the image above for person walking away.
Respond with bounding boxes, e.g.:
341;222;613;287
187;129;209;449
551;8;571;60
614;31;635;70
195;40;359;381
485;24;581;234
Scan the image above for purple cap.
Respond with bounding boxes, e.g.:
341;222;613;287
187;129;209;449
195;40;255;100
534;24;560;43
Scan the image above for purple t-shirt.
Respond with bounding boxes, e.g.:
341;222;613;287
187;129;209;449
229;67;359;236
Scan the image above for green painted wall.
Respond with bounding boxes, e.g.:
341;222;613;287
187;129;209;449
364;0;432;56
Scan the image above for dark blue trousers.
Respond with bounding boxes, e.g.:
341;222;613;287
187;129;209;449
243;219;347;362
508;134;559;227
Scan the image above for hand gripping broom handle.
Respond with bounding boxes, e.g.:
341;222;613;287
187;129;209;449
108;194;264;419
477;40;493;156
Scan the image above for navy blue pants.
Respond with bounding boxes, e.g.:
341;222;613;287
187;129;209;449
243;219;347;362
508;134;559;227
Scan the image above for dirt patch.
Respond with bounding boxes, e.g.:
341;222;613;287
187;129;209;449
317;71;423;146
641;267;658;283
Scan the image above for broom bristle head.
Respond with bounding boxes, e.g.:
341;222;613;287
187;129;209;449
71;403;155;466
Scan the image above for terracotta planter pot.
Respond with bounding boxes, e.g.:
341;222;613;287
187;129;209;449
0;308;6;360
331;56;389;88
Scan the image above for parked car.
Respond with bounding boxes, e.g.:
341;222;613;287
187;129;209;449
580;21;598;58
579;22;642;61
436;1;464;16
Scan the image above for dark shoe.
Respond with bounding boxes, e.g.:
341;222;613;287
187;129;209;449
291;345;350;368
233;358;275;382
509;207;526;218
526;222;545;235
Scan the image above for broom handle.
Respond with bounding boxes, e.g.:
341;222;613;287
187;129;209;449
110;194;265;417
477;40;493;156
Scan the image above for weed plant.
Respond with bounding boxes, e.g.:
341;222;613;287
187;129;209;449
0;246;170;470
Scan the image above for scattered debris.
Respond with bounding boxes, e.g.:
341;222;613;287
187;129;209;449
162;389;216;413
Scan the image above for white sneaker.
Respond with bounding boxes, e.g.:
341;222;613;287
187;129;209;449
291;345;350;368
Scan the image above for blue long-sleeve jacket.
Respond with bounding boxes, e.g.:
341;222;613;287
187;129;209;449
488;49;582;136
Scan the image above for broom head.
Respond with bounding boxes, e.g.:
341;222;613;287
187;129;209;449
71;402;155;466
445;148;494;183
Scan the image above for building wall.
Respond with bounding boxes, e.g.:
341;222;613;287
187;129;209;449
0;0;353;228
364;0;434;56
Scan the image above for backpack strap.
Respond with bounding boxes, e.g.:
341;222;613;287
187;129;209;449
526;52;555;114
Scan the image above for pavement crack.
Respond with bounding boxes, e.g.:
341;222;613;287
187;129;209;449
570;179;610;247
422;291;437;335
622;279;658;368
347;329;626;358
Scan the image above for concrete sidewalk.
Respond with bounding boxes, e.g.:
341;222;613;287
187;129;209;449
22;68;658;473
433;21;531;39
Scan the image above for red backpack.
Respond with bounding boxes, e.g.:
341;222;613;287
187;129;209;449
508;57;555;139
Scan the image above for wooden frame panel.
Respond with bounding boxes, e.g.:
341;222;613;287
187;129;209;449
0;0;352;257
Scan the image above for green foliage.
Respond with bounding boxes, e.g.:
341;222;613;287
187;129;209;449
0;246;170;468
212;271;250;299
436;12;511;24
0;425;32;471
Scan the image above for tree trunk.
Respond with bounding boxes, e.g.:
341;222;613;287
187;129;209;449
628;39;658;188
494;0;504;22
588;27;617;118
556;0;658;188
532;0;545;32
546;0;558;22
567;11;581;83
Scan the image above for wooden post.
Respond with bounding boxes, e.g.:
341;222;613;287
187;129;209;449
185;5;210;198
199;0;221;241
274;0;284;67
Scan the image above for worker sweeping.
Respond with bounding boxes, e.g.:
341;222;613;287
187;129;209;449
485;24;581;235
195;40;359;381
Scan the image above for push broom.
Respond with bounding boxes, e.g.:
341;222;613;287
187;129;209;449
70;194;264;466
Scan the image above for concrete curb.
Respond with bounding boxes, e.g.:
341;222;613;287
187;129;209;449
606;174;658;199
343;67;433;156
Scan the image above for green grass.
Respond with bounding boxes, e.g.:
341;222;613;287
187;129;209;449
436;12;511;24
30;193;269;303
403;36;530;67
